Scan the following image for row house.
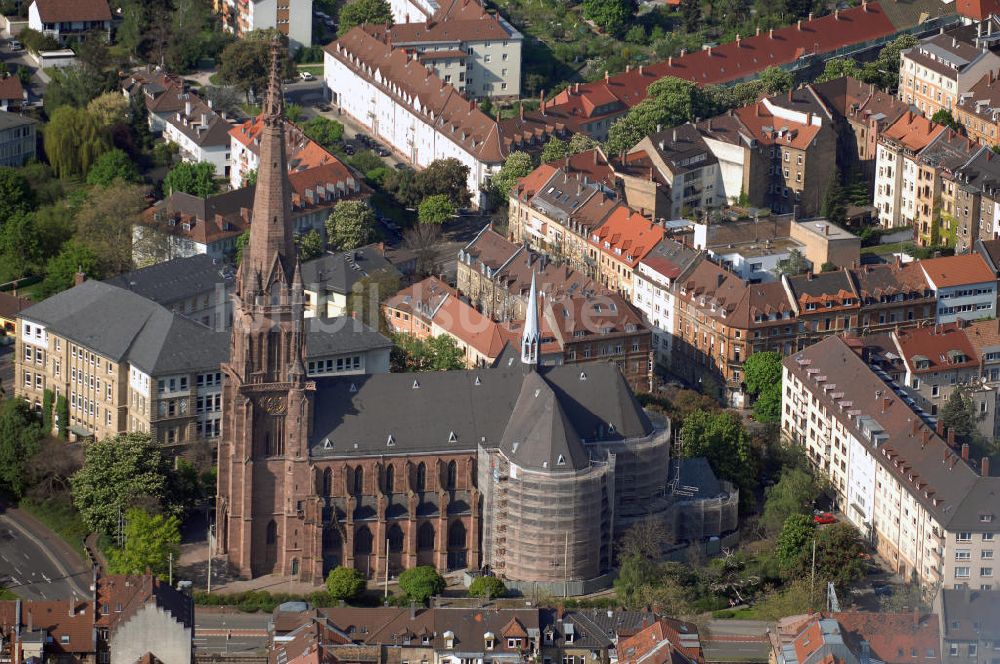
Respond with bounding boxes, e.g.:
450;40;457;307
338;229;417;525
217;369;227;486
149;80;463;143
952;70;1000;146
898;28;1000;117
383;275;456;339
781;270;861;347
933;588;1000;663
324;26;568;207
920;253;997;323
782;335;1000;587
874;112;947;229
162;95;234;178
911;130;980;247
631;238;701;366
457;227;598;321
947;148;1000;253
769;612;940;664
589;207;665;297
383;0;524;99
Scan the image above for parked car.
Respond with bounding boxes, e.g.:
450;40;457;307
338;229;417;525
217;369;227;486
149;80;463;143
316;103;331;112
813;512;837;525
393;162;409;170
872;584;893;597
299;71;315;81
375;147;390;157
342;144;356;155
9;40;22;51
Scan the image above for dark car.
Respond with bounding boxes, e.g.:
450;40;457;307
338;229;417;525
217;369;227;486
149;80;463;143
316;103;331;112
375;147;390;157
872;584;893;596
342;144;356;155
393;162;409;170
355;134;371;145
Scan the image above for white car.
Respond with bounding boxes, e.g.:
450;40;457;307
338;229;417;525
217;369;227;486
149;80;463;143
9;40;22;51
299;71;315;81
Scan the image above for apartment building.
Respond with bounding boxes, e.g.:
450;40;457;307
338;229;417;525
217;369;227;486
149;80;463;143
0;111;36;167
899;30;1000;117
589;207;665;297
911;130;980;247
214;0;313;50
457;227;598;321
952;71;1000;147
386;0;523;99
229;116;348;190
136;188;252;264
782;335;1000;587
383;275;455;338
934;588;1000;661
507;160;620;276
162;95;233;178
782;270;862;347
850;261;937;333
769;612;940;664
874;113;947;229
920;254;997;323
631;238;701;366
617;124;723;219
301;244;400;319
120;67;189;134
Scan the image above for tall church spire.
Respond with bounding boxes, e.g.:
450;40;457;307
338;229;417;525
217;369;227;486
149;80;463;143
243;38;295;289
521;272;539;369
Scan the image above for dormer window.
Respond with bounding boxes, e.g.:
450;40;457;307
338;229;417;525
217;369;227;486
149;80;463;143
445;631;455;649
485;632;495;650
565;624;575;643
508;638;522;648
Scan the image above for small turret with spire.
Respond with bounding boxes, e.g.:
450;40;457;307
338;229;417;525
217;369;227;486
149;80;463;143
521;272;539;370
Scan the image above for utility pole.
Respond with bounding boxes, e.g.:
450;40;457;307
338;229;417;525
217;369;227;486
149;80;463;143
168;552;173;587
810;538;817;606
384;538;390;600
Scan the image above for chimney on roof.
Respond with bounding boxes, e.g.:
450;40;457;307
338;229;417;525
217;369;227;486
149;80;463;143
912;419;920;435
673;128;677;142
769;28;774;39
983;456;991;476
574;82;580;93
936;418;946;437
668;55;673;66
201;112;208;126
680;48;687;56
808;12;813;20
519;103;524;120
949;428;957;446
835;8;840;19
639;64;644;75
736;33;741;46
74;268;86;286
707;45;713;56
797;19;802;30
470;98;475;111
626;64;631;73
68;596;74;617
756;25;761;36
862;0;868;11
605;70;610;83
540;89;546;115
962;442;970;460
185;100;192;116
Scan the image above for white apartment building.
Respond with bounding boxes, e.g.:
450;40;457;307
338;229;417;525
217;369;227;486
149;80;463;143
324;26;560;208
215;0;313;51
162;96;233;178
27;0;111;44
631;240;700;366
387;0;437;22
919;254;997;323
782;335;1000;589
899;30;1000;117
874;112;945;229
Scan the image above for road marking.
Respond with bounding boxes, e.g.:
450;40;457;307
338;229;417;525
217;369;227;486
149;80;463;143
0;513;88;597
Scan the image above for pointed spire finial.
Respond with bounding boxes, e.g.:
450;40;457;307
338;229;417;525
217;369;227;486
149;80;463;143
264;38;285;126
521;271;539;370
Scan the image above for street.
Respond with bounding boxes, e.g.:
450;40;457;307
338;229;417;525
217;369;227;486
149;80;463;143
0;506;91;601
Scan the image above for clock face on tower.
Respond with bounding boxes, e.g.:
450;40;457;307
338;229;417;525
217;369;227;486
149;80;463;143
259;395;287;415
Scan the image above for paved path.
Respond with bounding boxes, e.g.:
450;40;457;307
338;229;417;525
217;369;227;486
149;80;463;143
194;610;270;655
0;505;91;601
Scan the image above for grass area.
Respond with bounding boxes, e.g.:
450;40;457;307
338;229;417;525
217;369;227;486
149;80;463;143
0;587;17;600
15;281;46;303
208;72;224;86
860;242;909;256
297;64;324;76
19;496;90;559
712;606;759;619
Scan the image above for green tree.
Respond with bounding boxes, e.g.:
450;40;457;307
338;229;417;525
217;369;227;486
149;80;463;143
218;29;295;102
680;0;700;31
775;514;815;569
540;136;570;163
40;241;102;298
398;566;446;604
0;399;44;498
75;184;147;276
0;212;41;281
753;384;782;423
605;77;711;154
491;151;535;201
107;508;181;581
17;28;59;53
56;395;68;438
582;0;635;33
234;229;250;264
809;522;866;592
418;194;455;224
70;433;170;535
338;0;393;36
325;566;367;601
679;410;754;491
415;158;471;208
86;149;141;187
392;334;466;371
761;466;820;535
296;229;325;260
932;109;963;132
468;575;507;598
866;34;918;90
42;389;54;434
163;161;219;197
349;269;402;331
743;351;782;397
815;57;863;83
44;106;111;178
301;116;345;149
86;91;130;128
326;200;377;250
614;555;658;607
568;133;600;154
773;249;811;276
940;387;984;441
757;66;794;95
0;167;36;225
44;65;112;113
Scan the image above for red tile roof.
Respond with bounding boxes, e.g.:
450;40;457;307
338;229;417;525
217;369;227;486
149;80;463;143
919;254;996;288
590;206;665;268
617;618;702;664
956;0;1000;19
432;290;517;359
545;148;616;189
0;76;25;102
880;112;945;152
230;117;342;174
389;0;511;43
895;322;980;374
829;612;940;664
734;99;822;149
0;291;33;321
549;3;895;119
32;0;112;23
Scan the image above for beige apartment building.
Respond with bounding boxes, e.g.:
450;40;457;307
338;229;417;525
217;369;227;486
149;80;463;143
782;335;1000;588
898;30;1000;117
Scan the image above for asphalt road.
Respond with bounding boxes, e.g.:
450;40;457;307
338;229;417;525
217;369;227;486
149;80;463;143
194;610;270;655
701;620;773;663
0;507;91;601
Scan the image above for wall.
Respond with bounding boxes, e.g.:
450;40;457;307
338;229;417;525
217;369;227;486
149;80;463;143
111;603;192;664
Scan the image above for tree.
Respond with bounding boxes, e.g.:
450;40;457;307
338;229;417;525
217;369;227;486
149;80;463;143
540;136;570;163
815;57;863;84
773;249;811;276
325;566;367;601
614;555;658;607
86;92;130;128
86;149;141;187
743;351;782;397
775;514;815;569
418;194;455;225
163;161;218;197
416;158;471;208
619;517;670;561
932;109;963;133
296;229;325;260
868;34;918;90
70;433;170;535
679;410;755;491
403;223;442;277
0;212;41;281
0;399;43;498
234;230;250;264
0;167;35;227
757;66;794;95
40;241;102;298
398;566;445;603
44;65;112;113
468;575;506;598
568;133;600;154
338;0;393;36
301;116;344;149
491;151;535;201
753;385;782;423
940;387;984;441
44;106;111;178
392;334;466;372
218;29;295;102
17;28;59;53
107;508;181;580
582;0;635;33
326;200;377;250
761;467;820;536
75;184;147;275
605;77;711;154
679;0;701;31
809;522;866;592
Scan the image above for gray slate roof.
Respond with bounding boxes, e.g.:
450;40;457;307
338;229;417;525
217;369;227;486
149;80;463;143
301;245;400;296
305;316;392;356
499;371;590;472
20;280;227;374
105;254;234;306
310;362;652;462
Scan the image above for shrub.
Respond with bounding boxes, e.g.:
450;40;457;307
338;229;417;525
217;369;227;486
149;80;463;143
398;566;445;604
468;575;506;598
326;566;366;601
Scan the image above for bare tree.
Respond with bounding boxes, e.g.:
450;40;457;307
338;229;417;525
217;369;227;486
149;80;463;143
404;223;443;277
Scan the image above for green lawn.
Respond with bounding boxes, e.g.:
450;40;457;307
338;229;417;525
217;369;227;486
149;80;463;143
0;587;17;600
297;64;324;76
19;497;90;559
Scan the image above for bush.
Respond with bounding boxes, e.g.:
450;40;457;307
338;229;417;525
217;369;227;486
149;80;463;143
326;566;366;601
398;566;445;604
468;575;506;598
